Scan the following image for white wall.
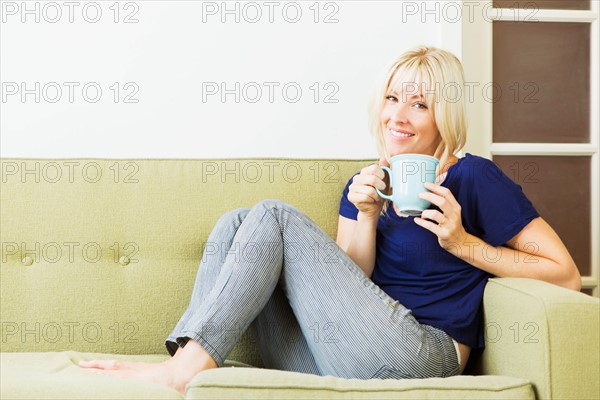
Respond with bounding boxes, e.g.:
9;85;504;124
1;1;444;159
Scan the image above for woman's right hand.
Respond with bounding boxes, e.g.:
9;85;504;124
347;157;390;220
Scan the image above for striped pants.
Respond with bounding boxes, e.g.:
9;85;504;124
165;200;460;379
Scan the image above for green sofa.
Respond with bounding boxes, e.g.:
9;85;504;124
1;158;598;399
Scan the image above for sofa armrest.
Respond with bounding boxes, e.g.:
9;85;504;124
473;277;599;400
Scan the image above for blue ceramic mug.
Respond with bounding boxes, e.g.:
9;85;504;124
375;154;439;216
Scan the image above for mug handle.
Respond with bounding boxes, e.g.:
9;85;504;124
375;166;393;201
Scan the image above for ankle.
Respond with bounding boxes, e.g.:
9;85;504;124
169;338;218;372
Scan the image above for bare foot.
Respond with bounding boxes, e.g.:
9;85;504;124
78;340;218;395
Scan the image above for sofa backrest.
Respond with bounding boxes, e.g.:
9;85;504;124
1;158;371;365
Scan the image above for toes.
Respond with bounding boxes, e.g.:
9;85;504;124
78;360;122;370
82;367;133;379
78;359;156;372
81;367;107;375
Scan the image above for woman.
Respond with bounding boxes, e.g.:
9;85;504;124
78;46;581;394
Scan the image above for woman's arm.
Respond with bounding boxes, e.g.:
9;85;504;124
336;158;390;279
455;218;581;291
336;213;378;279
415;182;582;291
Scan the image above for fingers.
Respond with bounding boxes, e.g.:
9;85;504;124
352;172;386;192
418;191;448;213
348;186;380;205
415;184;467;249
423;181;449;195
419;183;461;215
422;182;460;206
346;162;391;216
413;216;443;236
420;209;444;225
349;163;388;202
358;162;389;189
363;162;385;180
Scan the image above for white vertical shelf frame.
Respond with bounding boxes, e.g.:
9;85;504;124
458;0;493;159
590;0;599;297
459;0;599;296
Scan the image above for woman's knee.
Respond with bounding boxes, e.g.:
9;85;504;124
217;207;251;227
253;199;294;213
256;199;287;208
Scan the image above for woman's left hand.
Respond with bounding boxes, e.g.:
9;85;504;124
414;182;468;251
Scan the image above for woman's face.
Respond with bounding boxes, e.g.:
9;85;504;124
380;80;441;158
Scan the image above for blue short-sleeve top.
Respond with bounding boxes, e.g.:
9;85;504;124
338;153;540;350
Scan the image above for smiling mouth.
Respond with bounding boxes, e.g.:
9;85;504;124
387;128;415;138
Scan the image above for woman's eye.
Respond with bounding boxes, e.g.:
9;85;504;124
385;95;397;102
414;102;428;109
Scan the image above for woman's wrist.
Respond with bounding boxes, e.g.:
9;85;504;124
452;232;482;264
357;210;380;227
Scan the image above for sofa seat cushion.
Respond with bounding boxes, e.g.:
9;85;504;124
1;351;534;400
1;351;185;399
188;366;535;399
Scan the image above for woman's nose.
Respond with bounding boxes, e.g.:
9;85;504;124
390;102;409;123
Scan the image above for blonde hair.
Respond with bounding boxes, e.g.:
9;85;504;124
367;46;468;215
